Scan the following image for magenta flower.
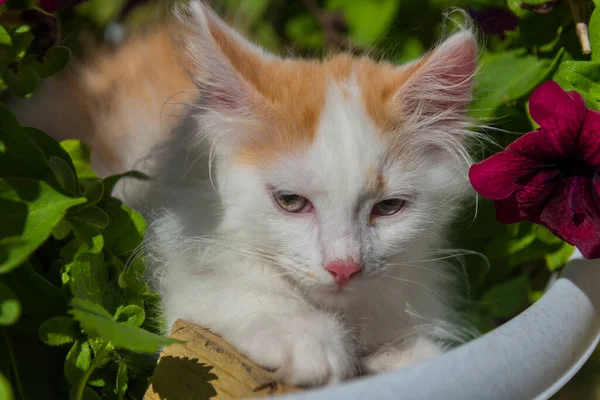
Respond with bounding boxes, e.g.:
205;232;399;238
469;81;600;259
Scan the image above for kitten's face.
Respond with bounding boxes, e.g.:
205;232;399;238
183;2;476;295
219;81;465;294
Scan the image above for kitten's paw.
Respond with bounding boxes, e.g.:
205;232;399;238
363;337;443;374
227;312;356;386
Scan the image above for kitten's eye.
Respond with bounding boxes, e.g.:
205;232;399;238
274;193;312;213
371;199;405;216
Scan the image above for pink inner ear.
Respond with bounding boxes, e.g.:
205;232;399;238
185;1;266;115
396;31;478;117
436;32;478;84
202;79;245;111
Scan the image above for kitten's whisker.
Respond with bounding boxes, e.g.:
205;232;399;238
380;274;453;307
385;262;469;295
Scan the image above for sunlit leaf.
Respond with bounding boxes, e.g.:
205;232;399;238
39;316;80;346
70;298;181;353
0;178;85;274
0;281;20;325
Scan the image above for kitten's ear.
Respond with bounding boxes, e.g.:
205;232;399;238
395;31;477;127
175;1;274;114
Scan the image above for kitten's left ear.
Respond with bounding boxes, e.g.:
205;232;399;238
174;1;277;115
395;31;478;126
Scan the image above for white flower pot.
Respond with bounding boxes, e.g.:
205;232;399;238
279;255;600;400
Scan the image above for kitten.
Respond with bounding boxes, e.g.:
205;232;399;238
17;1;479;386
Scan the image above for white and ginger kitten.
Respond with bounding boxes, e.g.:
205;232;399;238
17;1;479;387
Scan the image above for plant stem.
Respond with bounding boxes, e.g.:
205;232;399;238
568;0;591;54
75;341;109;400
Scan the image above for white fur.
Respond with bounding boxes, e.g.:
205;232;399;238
130;1;479;386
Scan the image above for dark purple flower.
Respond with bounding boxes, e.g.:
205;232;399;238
37;0;88;12
469;81;600;259
468;7;518;39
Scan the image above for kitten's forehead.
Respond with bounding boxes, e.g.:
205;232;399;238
307;80;388;198
235;55;421;165
266;78;391;202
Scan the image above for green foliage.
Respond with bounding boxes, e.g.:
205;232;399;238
0;12;69;98
0;102;184;397
0;20;182;395
326;0;400;44
1;0;598;397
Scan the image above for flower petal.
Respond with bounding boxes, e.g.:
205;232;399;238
528;81;586;156
506;129;573;161
579;109;600;168
540;177;600;259
515;169;560;218
469;151;543;200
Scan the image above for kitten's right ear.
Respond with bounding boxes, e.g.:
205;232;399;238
174;1;275;115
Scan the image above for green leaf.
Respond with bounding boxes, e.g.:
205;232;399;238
65;220;104;257
545;241;575;271
481;274;531;319
10;28;33;61
534;225;562;245
49;156;79;195
69;205;110;229
507;0;531;18
326;0;400;44
0;26;11;47
116;257;149;295
39;316;80;346
507;240;561;268
69;298;181;353
23;46;70;78
0;281;20;325
0;106;48;180
64;220;106;302
484;229;536;260
81;180;104;205
3;262;68;334
224;0;269;25
114;305;145;327
0;178;86;274
553;61;600;110
528;289;545;303
65;340;92;386
0;372;13;400
69;386;102;400
472;48;564;118
24;127;77;175
116;361;128;400
52;219;72;240
397;36;424;63
506;223;520;238
102;171;148;199
2;66;40;97
69;250;106;304
0;27;12;68
103;198;146;258
60;140;99;180
589;6;600;61
285;14;324;49
76;0;129;26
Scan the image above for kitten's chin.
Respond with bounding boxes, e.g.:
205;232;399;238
298;281;357;310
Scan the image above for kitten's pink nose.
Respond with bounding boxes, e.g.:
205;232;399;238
325;259;361;286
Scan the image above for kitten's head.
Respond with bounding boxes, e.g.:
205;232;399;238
178;2;477;297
